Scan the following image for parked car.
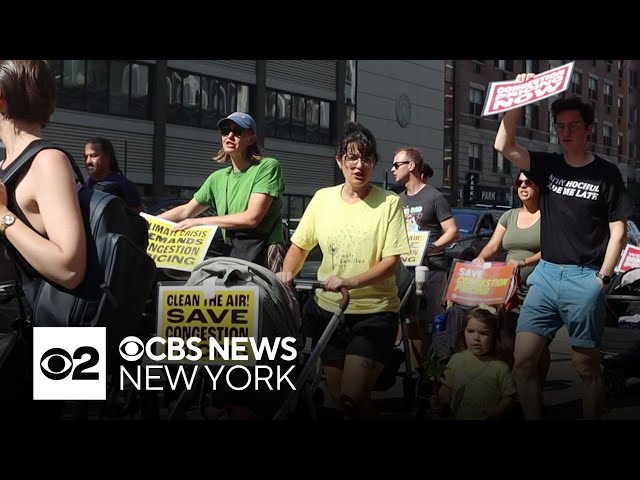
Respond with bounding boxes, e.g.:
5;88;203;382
444;207;507;266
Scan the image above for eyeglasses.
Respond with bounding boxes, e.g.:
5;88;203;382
553;122;584;133
220;125;246;137
343;154;375;167
391;161;411;169
514;179;534;188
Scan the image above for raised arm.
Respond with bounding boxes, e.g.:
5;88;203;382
494;73;536;171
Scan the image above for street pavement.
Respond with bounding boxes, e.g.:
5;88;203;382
371;326;640;421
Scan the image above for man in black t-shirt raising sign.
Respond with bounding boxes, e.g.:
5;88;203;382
494;80;632;420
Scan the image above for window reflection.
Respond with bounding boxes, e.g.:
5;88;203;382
47;59;151;120
264;88;333;145
265;90;277;138
164;68;254;131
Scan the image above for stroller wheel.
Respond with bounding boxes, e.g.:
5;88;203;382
604;367;627;397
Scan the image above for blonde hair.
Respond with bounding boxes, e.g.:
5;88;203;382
213;140;263;164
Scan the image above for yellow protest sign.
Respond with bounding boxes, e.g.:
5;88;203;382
156;284;260;365
401;231;430;267
140;213;218;272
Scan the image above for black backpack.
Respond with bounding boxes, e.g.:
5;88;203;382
1;140;156;355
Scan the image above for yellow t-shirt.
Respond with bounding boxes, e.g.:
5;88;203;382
291;184;410;314
443;350;516;420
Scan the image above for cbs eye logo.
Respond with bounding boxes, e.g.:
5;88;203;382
40;346;100;381
119;336;145;362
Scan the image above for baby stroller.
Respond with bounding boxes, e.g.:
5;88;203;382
602;268;640;396
153;257;347;421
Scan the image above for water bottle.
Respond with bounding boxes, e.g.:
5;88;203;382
433;314;446;333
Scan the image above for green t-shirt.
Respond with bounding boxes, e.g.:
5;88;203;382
193;157;284;244
498;208;541;297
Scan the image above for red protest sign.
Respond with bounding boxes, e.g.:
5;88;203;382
616;244;640;273
481;62;574;116
444;261;517;306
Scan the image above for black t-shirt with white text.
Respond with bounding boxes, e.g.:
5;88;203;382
528;151;632;267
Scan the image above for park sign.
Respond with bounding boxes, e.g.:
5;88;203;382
482;62;574;116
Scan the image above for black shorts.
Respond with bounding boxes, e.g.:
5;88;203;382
302;297;398;364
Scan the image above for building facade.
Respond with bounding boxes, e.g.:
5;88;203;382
16;60;444;222
447;60;639;208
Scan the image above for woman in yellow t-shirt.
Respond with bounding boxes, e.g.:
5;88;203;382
277;122;410;419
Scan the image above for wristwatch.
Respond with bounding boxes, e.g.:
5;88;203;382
596;272;612;285
0;214;15;235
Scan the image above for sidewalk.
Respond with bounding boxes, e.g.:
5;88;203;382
545;327;640;420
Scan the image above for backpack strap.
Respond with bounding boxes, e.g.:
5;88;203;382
1;139;86;188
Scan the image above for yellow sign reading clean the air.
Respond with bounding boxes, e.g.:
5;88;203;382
156;284;260;365
140;213;218;272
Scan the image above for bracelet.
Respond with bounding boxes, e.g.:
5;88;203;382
520;258;527;267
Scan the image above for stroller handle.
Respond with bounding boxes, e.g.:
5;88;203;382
293;280;350;310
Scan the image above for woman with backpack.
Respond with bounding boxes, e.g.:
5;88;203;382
0;60;87;419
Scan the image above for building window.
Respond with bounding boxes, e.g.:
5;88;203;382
588;77;598;101
492;150;510;174
618;96;624;120
265;88;333;146
345;60;357;124
469;142;482;171
571;71;582;96
521;105;539;129
605;60;613;73
494;60;513;72
549;109;558;144
469;88;484;116
590;121;598;144
603;125;612;147
166;68;253;130
48;59;152;120
618;134;624;155
525;59;540;73
604;83;613;106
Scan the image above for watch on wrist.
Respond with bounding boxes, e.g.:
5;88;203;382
0;214;15;235
596;272;611;285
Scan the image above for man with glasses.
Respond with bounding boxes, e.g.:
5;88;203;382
494;77;632;420
392;147;459;361
159;112;286;273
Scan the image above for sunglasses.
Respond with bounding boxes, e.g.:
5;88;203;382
514;179;534;188
220;125;246;137
392;161;411;169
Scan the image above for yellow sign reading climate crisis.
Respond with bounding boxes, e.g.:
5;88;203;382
156;285;260;365
140;213;218;272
